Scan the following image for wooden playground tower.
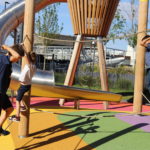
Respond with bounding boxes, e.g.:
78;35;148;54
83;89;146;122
19;0;119;138
59;0;120;108
19;0;149;138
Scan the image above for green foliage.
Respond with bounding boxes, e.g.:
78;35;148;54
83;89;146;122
35;3;63;45
75;64;100;89
108;66;134;75
106;9;126;45
109;78;133;90
54;65;134;92
75;76;100;89
125;26;137;48
108;66;134;90
124;0;138;48
75;65;134;91
55;72;66;84
117;79;133;90
107;0;138;48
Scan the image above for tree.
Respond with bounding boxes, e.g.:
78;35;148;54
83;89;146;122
123;0;138;48
107;0;138;48
106;8;127;45
35;3;63;45
127;0;138;48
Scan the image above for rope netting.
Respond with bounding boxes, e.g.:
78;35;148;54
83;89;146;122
34;29;150;43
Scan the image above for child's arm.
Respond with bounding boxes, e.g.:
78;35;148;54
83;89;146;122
19;65;29;84
1;45;21;62
23;54;30;65
141;37;150;47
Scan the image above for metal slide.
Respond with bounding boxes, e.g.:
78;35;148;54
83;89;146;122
0;0;122;102
10;64;121;101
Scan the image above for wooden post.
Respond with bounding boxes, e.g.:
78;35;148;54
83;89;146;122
11;29;17;104
14;29;17;44
133;0;149;114
59;35;83;106
18;0;35;138
97;37;109;109
74;100;80;109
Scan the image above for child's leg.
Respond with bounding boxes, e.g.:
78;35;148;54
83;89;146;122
0;94;14;127
0;107;14;127
15;84;31;114
20;100;27;112
16;100;21;117
8;99;20;122
15;85;26;116
20;100;25;107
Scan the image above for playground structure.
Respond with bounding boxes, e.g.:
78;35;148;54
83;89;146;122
0;0;149;138
0;0;122;138
59;0;119;107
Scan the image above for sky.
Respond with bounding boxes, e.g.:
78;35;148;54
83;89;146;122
0;0;150;50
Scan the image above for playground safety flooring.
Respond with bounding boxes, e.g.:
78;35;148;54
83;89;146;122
1;97;150;150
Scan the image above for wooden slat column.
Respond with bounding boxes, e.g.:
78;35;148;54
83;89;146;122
133;0;149;114
97;37;109;109
67;0;119;37
18;0;35;138
59;35;83;106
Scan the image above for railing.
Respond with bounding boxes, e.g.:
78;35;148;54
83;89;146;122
34;45;126;61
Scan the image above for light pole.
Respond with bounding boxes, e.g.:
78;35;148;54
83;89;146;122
4;1;10;10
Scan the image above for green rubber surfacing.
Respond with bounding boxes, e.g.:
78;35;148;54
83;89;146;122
58;111;150;150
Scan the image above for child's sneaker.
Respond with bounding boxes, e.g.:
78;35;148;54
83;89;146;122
20;106;27;112
9;115;20;122
0;128;10;136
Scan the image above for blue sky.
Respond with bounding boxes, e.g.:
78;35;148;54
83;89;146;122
0;0;149;50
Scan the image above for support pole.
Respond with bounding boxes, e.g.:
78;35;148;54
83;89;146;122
133;0;149;114
59;35;83;106
97;37;109;110
18;0;35;138
14;29;17;44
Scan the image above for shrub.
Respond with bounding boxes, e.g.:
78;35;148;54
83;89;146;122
115;78;133;90
55;72;66;84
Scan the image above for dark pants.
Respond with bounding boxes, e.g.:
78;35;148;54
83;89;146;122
0;93;13;114
16;84;31;102
146;69;150;93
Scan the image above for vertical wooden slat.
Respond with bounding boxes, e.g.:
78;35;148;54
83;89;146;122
102;0;119;36
91;0;96;35
94;0;101;35
101;0;114;36
68;0;76;34
104;0;119;36
88;0;92;34
97;0;105;35
80;0;84;34
72;0;79;34
84;0;88;34
98;0;109;35
77;0;82;34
